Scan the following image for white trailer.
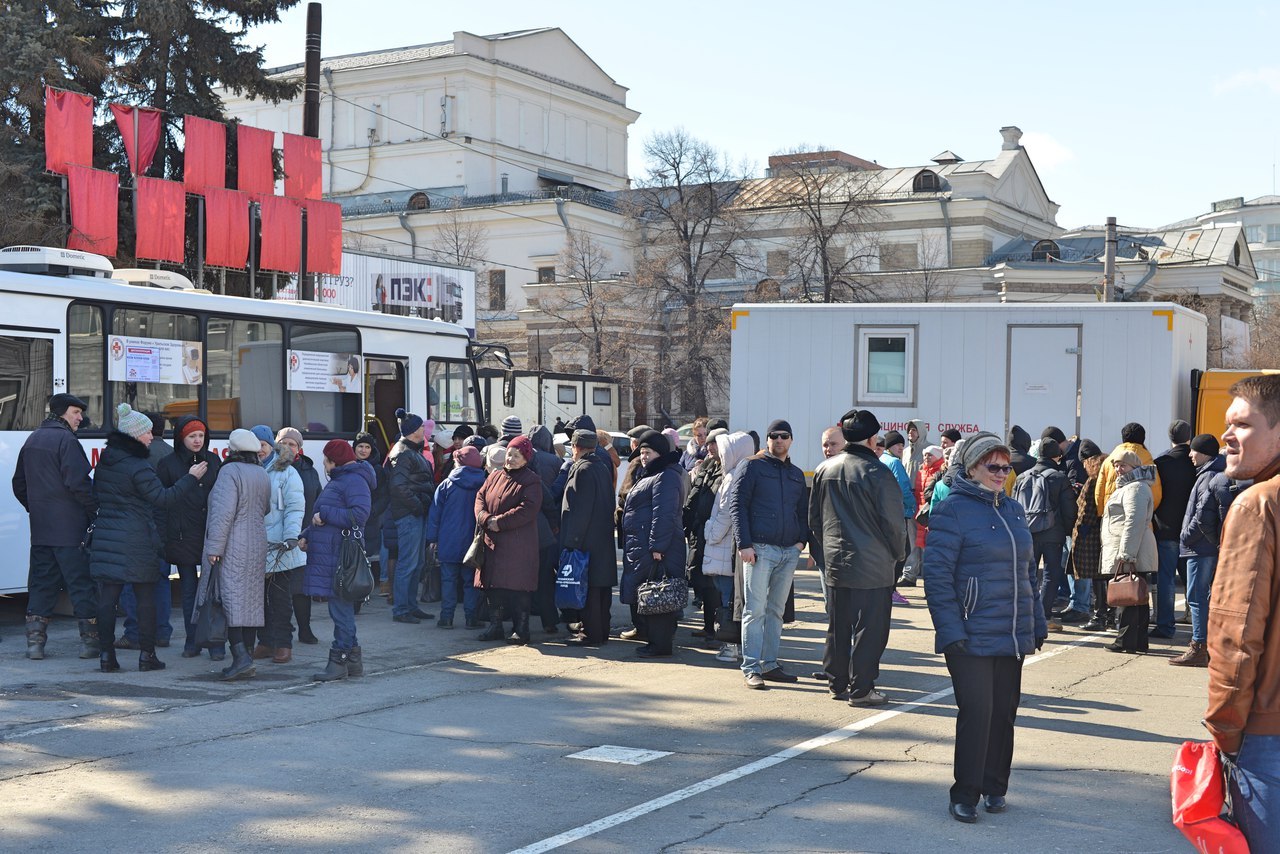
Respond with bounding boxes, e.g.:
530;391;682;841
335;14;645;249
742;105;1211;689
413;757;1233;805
478;369;622;433
729;302;1207;476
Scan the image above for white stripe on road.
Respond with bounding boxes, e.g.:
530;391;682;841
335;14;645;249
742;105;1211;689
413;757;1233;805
507;635;1095;854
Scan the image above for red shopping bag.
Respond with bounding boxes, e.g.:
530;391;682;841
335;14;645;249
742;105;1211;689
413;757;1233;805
1170;741;1250;853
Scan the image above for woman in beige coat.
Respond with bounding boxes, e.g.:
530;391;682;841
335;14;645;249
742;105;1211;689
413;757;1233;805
1099;451;1157;654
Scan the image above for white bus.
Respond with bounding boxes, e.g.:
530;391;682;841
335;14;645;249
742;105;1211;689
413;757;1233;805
0;247;496;594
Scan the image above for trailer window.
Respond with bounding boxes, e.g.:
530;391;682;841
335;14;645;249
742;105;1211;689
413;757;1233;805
592;387;611;406
288;324;361;435
206;316;284;432
428;358;479;426
109;307;202;425
68;304;106;431
557;384;578;405
856;326;915;405
0;336;53;431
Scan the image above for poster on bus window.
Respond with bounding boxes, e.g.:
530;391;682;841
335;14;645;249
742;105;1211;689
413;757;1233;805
107;335;203;384
287;349;362;394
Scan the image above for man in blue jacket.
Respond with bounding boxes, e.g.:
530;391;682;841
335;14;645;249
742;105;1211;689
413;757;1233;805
881;431;918;586
731;418;810;689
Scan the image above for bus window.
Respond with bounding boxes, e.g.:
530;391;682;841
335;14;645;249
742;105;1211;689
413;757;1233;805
68;304;105;431
0;335;53;430
365;358;406;458
207;316;284;432
288;324;361;435
428;358;479;428
110;307;201;425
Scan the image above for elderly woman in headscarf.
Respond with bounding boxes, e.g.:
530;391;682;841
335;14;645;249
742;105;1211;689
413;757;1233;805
473;434;543;645
1100;450;1157;654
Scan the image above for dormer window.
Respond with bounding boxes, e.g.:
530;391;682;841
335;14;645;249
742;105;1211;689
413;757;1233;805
912;170;940;193
408;192;429;211
1031;239;1061;262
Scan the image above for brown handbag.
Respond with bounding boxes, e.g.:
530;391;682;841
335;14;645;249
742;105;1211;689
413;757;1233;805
1107;562;1149;608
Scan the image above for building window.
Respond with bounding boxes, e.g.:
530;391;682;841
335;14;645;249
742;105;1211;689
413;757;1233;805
912;170;940;193
708;255;737;280
408;192;430;211
0;335;53;431
1031;239;1061;262
592;386;611;406
537;266;556;284
1267;225;1280;243
206;316;284;432
766;250;790;277
1256;259;1280;281
488;269;506;310
855;325;915;405
1245;225;1263;244
557;384;578;405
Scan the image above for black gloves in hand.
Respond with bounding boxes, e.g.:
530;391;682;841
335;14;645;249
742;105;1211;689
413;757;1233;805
285;538;298;551
943;640;968;656
1035;636;1046;651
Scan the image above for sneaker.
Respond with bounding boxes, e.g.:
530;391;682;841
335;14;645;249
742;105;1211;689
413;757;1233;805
715;643;740;663
848;689;888;707
744;672;767;690
829;686;851;701
1046;619;1064;632
762;666;798;683
1082;618;1107;632
620;627;647;641
1058;610;1087;625
892;590;910;605
895;576;917;588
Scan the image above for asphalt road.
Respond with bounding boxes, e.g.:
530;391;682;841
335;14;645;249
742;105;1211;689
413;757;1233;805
0;570;1205;853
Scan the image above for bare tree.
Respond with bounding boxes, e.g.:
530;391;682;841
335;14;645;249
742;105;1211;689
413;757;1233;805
427;202;490;271
1247;297;1280;368
877;233;958;302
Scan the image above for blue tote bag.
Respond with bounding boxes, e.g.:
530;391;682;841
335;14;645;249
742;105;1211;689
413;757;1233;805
554;548;590;609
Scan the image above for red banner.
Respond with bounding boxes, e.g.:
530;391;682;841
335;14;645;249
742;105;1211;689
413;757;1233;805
304;200;342;275
44;87;93;175
259;195;302;273
283;133;321;200
204;188;249;269
236;124;275;195
135;177;186;263
183;115;226;194
67;165;118;256
109;104;163;176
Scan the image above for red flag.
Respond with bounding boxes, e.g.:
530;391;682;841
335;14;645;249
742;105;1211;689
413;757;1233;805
109;104;163;175
236;124;275;195
259;195;302;273
283;133;321;200
304;200;342;275
45;87;93;175
204;188;249;268
183;115;226;194
135;177;186;263
67;165;119;256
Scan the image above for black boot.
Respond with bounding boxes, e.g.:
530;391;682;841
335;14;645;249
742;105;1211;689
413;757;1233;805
313;648;349;682
295;595;318;644
138;650;166;671
219;642;255;680
25;615;49;660
78;618;101;659
507;610;531;645
100;648;122;673
346;646;363;677
477;600;505;640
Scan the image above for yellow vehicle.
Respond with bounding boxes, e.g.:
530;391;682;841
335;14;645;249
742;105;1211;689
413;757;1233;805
1192;369;1280;436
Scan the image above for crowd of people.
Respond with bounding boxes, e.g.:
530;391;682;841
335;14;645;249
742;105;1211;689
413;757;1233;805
9;376;1280;847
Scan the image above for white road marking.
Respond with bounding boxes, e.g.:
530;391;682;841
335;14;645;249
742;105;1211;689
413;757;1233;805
508;635;1094;854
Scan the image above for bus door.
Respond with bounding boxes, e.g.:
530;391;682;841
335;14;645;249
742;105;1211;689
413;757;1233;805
364;357;407;458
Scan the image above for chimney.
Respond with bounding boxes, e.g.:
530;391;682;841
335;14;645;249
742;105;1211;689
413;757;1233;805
999;126;1023;151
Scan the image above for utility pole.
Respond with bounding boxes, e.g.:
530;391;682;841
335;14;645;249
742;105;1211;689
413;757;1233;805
1102;216;1117;302
300;2;322;302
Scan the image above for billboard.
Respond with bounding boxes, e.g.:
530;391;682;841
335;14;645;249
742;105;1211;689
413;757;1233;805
275;250;475;333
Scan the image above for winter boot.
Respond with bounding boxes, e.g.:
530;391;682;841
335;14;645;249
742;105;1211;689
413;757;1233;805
77;618;101;659
312;648;349;682
219;643;256;681
477;614;506;641
346;646;364;677
99;648;122;673
138;650;166;672
1169;641;1210;667
25;615;49;660
507;610;531;645
294;595;318;644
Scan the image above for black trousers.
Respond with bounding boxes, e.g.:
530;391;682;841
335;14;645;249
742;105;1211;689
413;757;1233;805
1115;602;1150;652
98;581;156;652
823;586;892;696
644;610;678;654
533;544;560;629
580;586;612;644
27;545;97;619
260;569;296;648
945;653;1024;807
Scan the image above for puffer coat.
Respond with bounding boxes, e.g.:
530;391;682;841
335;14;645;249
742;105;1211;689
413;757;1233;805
702;432;756;577
619;450;687;606
265;456;306;573
923;473;1046;657
89;432;196;584
202;459;271;626
156;421;221;566
426;462;486;564
473;464;543;592
301;461;375;598
1100;466;1157;578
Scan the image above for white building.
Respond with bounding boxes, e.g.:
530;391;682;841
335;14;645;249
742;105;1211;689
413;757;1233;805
1173;195;1280;298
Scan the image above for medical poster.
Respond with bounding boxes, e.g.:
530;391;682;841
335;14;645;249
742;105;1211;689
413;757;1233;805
108;335;202;384
287;350;362;394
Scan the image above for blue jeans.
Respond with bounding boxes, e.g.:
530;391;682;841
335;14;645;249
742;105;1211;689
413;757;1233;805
741;543;800;675
711;574;735;610
1186;554;1217;643
1156;539;1180;633
393;515;425;617
440;561;479;621
1230;734;1280;853
328;596;357;650
1033;536;1065;621
122;575;172;643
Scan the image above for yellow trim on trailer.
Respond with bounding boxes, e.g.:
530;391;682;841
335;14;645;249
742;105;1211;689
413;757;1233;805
731;309;749;330
1152;309;1173;331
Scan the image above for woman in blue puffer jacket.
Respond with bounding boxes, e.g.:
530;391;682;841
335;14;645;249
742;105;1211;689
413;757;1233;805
299;440;374;682
924;433;1046;825
426;445;487;628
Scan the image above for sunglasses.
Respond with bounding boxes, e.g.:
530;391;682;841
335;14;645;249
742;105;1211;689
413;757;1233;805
984;464;1014;475
767;432;791;440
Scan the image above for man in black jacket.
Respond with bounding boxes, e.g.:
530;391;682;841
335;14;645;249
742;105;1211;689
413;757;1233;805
560;430;617;646
1007;425;1034;476
730;418;810;689
1153;419;1196;638
11;393;99;659
810;409;906;705
1013;439;1078;629
387;409;435;624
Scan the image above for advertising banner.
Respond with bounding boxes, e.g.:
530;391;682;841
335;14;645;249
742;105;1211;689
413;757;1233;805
108;335;202;384
288;349;362;394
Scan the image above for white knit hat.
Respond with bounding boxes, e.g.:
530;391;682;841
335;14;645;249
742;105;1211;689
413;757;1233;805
115;403;152;440
228;428;260;453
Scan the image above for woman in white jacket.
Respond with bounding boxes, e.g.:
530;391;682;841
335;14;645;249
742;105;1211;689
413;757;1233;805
251;441;307;664
701;431;757;663
1099;451;1157;654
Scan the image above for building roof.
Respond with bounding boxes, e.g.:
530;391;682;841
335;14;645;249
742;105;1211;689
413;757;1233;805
264;29;555;76
730;155;1006;209
988;224;1250;269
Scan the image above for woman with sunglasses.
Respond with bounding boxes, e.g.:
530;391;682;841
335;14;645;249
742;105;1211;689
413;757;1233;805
1099;450;1157;654
924;432;1046;824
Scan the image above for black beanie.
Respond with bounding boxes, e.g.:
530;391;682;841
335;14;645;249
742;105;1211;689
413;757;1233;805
1120;422;1146;445
1038;438;1062;460
708;418;729;432
882;430;905;450
635;429;670;455
1169;420;1192;445
940;428;962;443
766;419;793;436
1077;438;1104;460
1190;433;1220;456
1041;426;1067;444
839;409;880;443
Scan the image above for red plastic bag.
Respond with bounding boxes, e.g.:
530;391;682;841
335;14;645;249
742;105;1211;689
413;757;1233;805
1171;741;1250;853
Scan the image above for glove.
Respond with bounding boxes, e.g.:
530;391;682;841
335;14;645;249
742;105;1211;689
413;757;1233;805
1035;636;1046;651
285;538;298;551
942;640;968;656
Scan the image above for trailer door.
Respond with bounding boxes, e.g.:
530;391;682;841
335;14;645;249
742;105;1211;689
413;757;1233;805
1005;325;1081;440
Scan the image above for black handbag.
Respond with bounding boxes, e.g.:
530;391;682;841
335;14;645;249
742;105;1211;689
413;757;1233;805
637;559;688;616
713;605;738;641
192;558;228;649
463;523;486;571
333;519;374;603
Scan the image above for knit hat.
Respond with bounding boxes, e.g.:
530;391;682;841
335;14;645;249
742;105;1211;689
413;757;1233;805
662;427;681;450
1038;438;1062;460
636;429;670;455
707;427;729;444
923;445;944;461
940;428;962;443
396;408;424;438
323;439;356;466
250;424;275;447
572;428;599;449
501;415;523;438
115;403;152;440
431;427;454;449
452;424;474;441
49;393;88;417
1120;422;1146;445
838;409;880;443
1169;419;1192;445
567;414;597;434
627;425;652;439
1190;433;1220;456
1077;438;1104;460
276;426;303;446
1114;450;1142;469
882;430;905;450
352;432;377;453
462;435;487;449
228;428;260;453
960;432;1007;473
454;445;483;468
506;434;534;462
178;417;209;444
766;419;793;437
1041;426;1067;444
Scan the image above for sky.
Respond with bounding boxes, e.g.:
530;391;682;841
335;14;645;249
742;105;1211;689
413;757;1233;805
248;0;1280;230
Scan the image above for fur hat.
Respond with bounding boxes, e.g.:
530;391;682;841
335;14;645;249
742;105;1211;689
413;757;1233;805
228;428;260;454
636;429;671;455
323;439;356;466
838;409;880;443
115;403;152;440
